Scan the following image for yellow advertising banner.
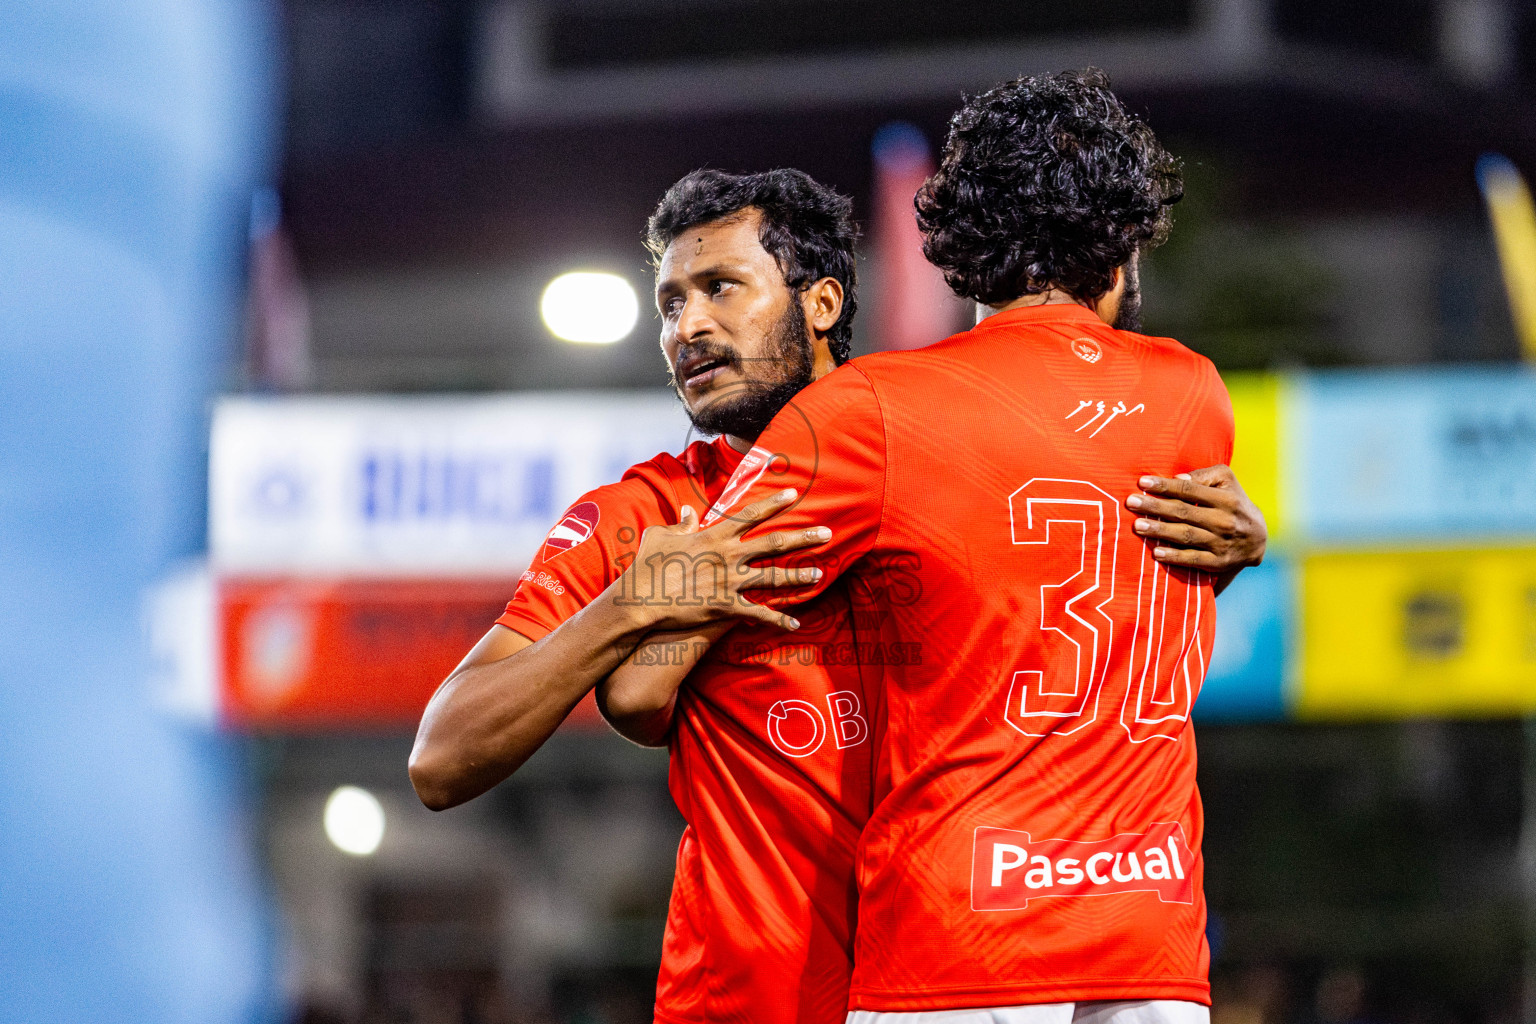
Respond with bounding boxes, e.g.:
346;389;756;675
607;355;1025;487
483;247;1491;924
1297;546;1536;718
1222;372;1284;542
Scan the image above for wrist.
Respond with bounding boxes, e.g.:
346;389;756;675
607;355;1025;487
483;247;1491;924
604;569;667;638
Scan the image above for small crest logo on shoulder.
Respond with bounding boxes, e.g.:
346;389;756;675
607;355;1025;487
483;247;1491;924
1072;338;1103;364
543;501;600;560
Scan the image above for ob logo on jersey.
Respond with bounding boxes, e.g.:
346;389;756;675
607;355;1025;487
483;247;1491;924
767;690;869;758
542;501;600;560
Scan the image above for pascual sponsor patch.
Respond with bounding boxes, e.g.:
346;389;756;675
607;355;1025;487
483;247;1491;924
971;821;1194;910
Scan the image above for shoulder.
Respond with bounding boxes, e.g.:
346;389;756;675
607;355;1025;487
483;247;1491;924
618;442;711;495
1120;331;1233;451
739;363;887;492
778;360;883;425
567;448;696;526
1119;328;1216;374
531;454;686;575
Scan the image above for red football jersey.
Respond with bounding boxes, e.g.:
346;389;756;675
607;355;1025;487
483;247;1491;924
496;436;876;1024
703;303;1234;1011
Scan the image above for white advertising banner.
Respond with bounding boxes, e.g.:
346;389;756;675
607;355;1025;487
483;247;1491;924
211;392;694;573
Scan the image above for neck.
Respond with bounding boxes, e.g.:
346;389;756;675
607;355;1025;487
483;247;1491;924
724;433;752;453
983;280;1122;326
990;288;1093;315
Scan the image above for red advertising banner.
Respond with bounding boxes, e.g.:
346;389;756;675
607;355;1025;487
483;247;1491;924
220;576;603;730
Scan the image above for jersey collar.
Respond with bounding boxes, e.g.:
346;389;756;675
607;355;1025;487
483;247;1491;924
975;301;1105;331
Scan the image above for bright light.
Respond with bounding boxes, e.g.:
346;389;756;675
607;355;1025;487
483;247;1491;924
324;785;385;856
540;271;639;344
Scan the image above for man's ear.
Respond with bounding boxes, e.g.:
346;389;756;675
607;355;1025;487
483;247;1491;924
803;277;844;335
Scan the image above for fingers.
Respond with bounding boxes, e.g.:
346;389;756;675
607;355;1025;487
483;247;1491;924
1135;474;1230;509
727;488;798;533
1127;493;1236;534
1134;517;1220;550
1181;464;1237;489
744;525;832;558
734;598;801;632
677;505;699;531
1151;545;1223;570
744;563;825;589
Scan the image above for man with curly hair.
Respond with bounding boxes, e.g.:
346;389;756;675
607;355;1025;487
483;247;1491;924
682;70;1262;1023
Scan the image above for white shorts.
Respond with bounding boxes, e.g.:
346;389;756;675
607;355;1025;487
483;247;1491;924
848;999;1210;1024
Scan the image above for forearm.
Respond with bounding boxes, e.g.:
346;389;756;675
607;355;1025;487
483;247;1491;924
409;581;656;810
598;623;732;747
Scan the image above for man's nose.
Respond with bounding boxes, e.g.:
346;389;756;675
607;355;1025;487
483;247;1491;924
671;292;714;345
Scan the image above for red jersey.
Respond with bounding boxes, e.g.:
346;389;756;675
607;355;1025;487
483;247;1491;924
495;436;875;1024
703;303;1234;1011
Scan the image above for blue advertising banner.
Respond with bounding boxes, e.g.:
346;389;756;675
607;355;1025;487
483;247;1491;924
1196;557;1291;722
1291;369;1536;543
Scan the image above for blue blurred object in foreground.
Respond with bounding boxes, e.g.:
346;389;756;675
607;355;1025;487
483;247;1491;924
0;2;280;1021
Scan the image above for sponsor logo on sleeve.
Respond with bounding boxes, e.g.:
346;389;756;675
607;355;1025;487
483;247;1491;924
702;446;774;525
971;821;1195;911
541;501;600;560
519;568;566;596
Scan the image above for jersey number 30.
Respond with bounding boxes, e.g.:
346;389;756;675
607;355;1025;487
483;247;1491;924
1004;478;1208;744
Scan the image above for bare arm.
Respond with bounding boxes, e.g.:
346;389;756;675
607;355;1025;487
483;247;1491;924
408;589;654;810
597;621;734;747
409;492;827;810
1125;464;1268;597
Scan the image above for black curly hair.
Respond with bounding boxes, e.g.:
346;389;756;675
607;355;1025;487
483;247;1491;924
916;68;1182;306
646;168;859;364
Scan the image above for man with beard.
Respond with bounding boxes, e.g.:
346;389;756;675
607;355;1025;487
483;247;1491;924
674;71;1260;1022
410;165;1266;1022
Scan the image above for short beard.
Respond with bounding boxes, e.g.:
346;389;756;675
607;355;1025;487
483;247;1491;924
678;300;815;442
1112;256;1143;333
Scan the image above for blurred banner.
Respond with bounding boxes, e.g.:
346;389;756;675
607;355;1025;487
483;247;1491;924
219;576;603;730
1299;546;1536;718
1289;369;1536;542
194;367;1536;730
196;393;690;729
212;393;690;573
1213;368;1536;721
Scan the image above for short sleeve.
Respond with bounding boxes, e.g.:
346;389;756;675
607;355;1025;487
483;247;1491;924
496;477;671;641
1199;357;1236;468
702;364;887;607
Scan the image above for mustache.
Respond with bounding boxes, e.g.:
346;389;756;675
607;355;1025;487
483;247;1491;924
669;341;739;381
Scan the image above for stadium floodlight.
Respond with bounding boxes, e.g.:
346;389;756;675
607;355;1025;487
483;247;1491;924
540;271;639;344
324;785;385;856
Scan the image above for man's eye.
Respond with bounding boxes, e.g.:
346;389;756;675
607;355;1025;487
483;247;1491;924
662;298;683;316
710;279;733;295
